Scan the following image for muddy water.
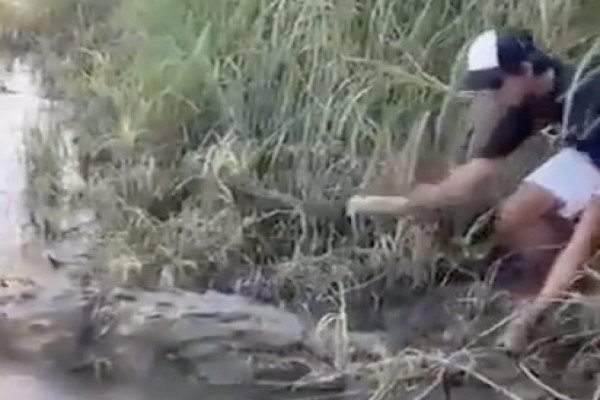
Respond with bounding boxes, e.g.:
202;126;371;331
0;362;165;400
0;57;68;280
0;58;41;266
0;57;100;398
0;58;199;400
0;360;282;400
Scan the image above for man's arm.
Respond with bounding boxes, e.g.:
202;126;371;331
348;157;501;216
348;103;534;216
406;104;535;210
406;157;499;209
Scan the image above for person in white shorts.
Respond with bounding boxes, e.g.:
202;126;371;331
379;29;600;353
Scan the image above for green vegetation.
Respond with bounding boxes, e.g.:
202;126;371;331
3;1;600;398
1;0;599;296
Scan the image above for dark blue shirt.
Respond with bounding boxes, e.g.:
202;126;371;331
477;59;600;167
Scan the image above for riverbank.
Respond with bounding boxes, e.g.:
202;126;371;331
0;54;371;400
0;54;548;400
3;0;600;399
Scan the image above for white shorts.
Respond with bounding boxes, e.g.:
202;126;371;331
524;147;600;219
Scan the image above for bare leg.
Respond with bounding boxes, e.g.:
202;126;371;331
496;212;574;296
538;198;600;298
497;196;600;354
493;183;568;292
495;182;562;252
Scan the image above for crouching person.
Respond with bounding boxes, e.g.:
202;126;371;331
356;29;600;353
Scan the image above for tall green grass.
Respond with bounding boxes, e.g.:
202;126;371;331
2;0;599;293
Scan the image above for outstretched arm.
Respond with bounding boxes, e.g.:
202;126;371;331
347;157;499;215
407;157;499;209
349;103;534;216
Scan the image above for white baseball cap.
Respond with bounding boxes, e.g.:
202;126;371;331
460;29;533;91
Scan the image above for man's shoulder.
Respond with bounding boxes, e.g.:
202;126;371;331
555;57;600;138
555;58;600;102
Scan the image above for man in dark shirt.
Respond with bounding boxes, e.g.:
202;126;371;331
352;29;600;353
